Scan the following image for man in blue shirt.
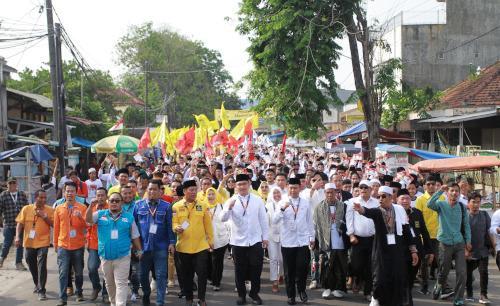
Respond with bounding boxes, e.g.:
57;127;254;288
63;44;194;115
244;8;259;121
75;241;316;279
86;192;142;306
134;179;176;306
428;182;472;306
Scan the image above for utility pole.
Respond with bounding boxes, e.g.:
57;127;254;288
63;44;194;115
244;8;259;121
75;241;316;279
45;0;65;177
144;60;149;129
55;23;66;176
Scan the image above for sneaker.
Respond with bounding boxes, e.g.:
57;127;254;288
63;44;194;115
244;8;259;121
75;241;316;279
38;292;47;301
322;289;332;299
15;262;27;271
441;288;455;300
76;293;85;302
213;286;220;291
369;296;380;306
245;281;251;292
418;286;429;295
332;290;345;298
56;300;67;306
465;296;474;302
308;280;318;289
432;284;442;300
249;293;263;305
131;293;138;302
453;300;465;306
0;257;4;268
90;288;99;301
365;295;372;302
150;279;157;292
479;294;491;304
168;280;175;288
33;287;39;293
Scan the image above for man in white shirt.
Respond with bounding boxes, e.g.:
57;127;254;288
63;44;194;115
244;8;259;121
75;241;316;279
84;168;103;206
273;178;315;305
221;174;269;306
345;179;379;302
490;208;500;271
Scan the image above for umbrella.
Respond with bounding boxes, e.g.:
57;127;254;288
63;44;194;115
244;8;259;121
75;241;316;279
91;135;139;153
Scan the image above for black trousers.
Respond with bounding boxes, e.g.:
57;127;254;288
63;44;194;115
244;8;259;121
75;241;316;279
211;245;227;287
466;257;489;296
174;251;185;293
281;246;310;299
350;236;373;295
26;247;48;293
497;251;500;272
325;249;348;292
178;250;209;301
232;242;264;298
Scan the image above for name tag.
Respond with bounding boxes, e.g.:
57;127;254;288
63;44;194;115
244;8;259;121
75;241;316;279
415;221;420;228
29;229;36;239
149;224;158;234
111;229;118;239
387;234;396;245
70;229;77;238
181;221;190;230
410;228;416;238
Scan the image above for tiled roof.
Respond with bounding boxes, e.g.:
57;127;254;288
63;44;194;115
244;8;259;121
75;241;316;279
439;61;500;108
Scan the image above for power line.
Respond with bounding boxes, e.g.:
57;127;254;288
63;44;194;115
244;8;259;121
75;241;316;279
5;35;45;59
145;69;216;75
441;25;500;54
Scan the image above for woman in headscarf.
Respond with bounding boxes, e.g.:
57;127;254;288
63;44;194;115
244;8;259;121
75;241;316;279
217;173;235;201
205;187;230;291
258;181;270;202
266;187;284;293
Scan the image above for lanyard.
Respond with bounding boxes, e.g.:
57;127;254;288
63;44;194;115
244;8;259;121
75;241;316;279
10;192;18;204
110;212;122;223
32;208;39;227
148;202;158;217
210;204;220;220
239;195;250;216
291;198;300;220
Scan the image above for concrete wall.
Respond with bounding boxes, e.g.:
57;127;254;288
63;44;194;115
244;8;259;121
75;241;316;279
401;0;500;90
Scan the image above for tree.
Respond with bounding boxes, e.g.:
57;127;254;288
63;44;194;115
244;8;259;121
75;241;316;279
7;60;118;140
238;0;351;139
381;84;440;131
116;23;241;129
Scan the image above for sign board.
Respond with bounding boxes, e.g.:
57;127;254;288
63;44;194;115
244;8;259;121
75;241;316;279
214;109;257;121
376;150;409;172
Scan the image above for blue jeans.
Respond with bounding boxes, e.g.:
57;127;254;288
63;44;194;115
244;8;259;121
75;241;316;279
87;249;107;295
1;227;23;264
57;248;84;301
310;248;320;282
141;249;168;305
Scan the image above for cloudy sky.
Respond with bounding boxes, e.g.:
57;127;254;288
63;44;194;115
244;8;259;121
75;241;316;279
2;0;444;95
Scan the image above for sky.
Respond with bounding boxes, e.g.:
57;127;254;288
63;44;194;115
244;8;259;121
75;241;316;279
1;0;445;96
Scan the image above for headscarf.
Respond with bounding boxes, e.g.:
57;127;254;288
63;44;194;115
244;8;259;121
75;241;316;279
267;186;283;206
257;182;270;202
204;187;223;209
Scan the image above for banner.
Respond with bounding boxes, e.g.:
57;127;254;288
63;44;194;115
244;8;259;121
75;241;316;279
214;109;257;121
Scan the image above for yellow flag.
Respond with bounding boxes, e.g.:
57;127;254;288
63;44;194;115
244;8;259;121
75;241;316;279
194;114;211;130
229;118;246;139
193;127;207;150
220;102;231;130
151;117;167;146
247;114;259;129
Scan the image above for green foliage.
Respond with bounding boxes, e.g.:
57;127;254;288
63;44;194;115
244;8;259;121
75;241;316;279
381;83;441;129
7;61;118;141
116;23;241;128
238;0;358;139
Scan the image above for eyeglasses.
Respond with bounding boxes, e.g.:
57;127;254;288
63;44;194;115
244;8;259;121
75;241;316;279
376;194;388;199
109;199;121;203
359;186;370;189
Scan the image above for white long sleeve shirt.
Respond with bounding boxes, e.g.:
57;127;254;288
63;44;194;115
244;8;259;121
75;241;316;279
265;200;282;243
221;193;269;247
490;209;500;251
346;196;379;237
210;204;230;249
272;196;315;248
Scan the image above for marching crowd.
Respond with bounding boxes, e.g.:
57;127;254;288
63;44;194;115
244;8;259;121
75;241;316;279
0;146;500;306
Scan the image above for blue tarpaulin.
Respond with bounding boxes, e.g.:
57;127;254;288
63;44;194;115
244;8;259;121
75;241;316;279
330;122;366;141
72;137;95;148
269;131;285;139
0;145;53;163
409;148;456;160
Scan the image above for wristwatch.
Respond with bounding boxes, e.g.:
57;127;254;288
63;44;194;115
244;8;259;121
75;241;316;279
134;250;144;256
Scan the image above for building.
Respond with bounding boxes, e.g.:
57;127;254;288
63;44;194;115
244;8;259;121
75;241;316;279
374;0;500;91
322;88;357;134
408;61;500;151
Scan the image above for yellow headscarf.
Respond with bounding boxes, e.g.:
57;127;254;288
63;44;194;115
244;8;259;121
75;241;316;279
257;182;270;202
204;187;223;209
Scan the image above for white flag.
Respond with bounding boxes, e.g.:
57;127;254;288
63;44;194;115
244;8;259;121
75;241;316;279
109;118;124;132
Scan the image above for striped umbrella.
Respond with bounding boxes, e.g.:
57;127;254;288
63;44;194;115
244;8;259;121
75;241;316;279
91;135;139;153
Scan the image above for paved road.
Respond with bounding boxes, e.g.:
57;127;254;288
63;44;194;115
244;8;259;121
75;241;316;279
0;249;499;306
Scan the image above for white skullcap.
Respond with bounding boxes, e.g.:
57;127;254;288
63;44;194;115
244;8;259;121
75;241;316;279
379;186;394;195
88;168;96;173
370;179;381;186
324;183;336;190
359;180;371;187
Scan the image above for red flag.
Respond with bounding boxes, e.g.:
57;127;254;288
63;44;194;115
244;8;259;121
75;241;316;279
248;135;255;161
205;134;214;159
281;133;287;154
244;120;253;138
175;127;195;155
212;130;229;146
138;127;151;150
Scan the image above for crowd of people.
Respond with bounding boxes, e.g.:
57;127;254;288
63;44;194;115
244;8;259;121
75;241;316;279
0;145;499;306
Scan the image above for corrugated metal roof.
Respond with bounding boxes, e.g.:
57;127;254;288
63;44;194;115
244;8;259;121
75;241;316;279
7;88;53;108
419;107;500;123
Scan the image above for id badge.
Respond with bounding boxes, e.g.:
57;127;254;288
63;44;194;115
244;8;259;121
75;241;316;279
111;229;119;240
70;229;77;238
386;234;396;245
149;224;158;234
181;221;190;230
410;228;416;238
29;229;36;239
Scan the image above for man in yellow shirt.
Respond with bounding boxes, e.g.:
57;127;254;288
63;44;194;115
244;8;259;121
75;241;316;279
15;189;54;301
107;168;130;196
172;180;213;306
415;174;445;293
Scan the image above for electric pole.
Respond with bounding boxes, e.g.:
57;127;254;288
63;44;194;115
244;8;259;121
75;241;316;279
45;0;64;176
55;23;66;176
